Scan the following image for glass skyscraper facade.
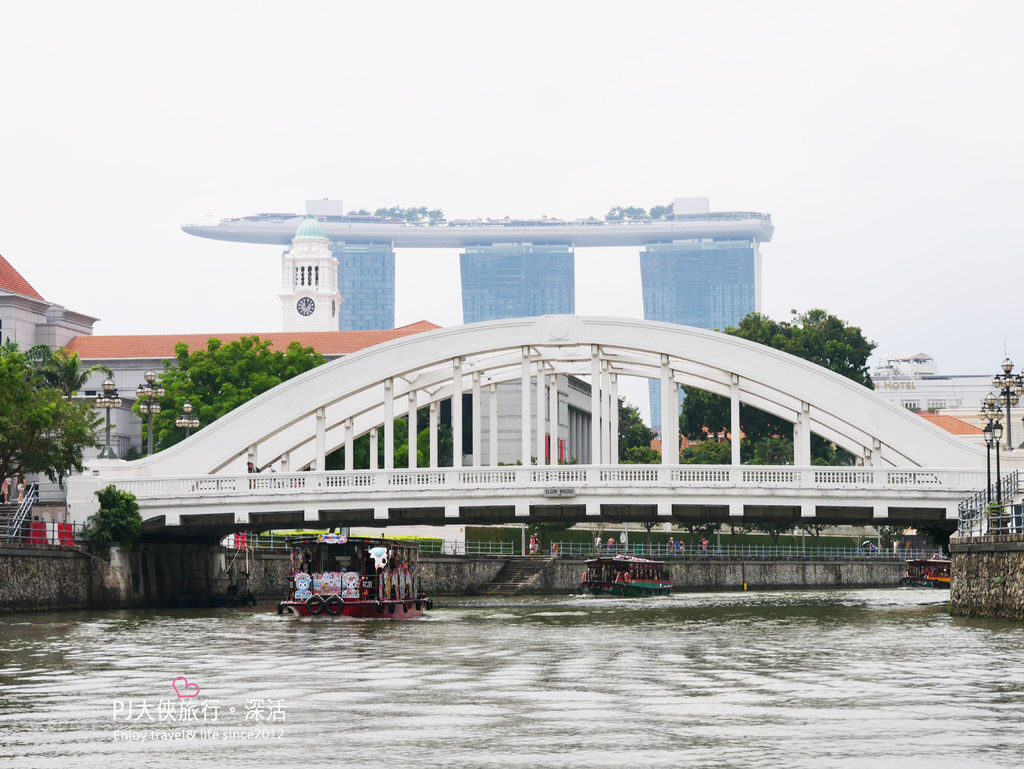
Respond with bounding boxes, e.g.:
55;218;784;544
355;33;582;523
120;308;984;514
641;238;759;430
460;244;574;323
333;243;395;331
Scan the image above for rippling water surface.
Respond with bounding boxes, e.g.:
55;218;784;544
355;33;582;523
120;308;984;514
1;589;1023;768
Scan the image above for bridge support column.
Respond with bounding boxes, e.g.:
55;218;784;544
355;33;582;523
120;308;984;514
800;504;815;518
610;373;619;465
281;453;290;473
429;402;438;469
660;355;679;465
472;371;482;467
344;420;353;472
370;427;378;470
657;501;671;517
536;364;546;465
407;394;417;469
591;345;601;465
489;383;498;466
165;513;181;526
873;504;888;520
444;504;459;519
373;506;389;520
452;357;463;468
315;407;326;472
384;379;394;470
304;509;319;524
549;373;559;465
521;348;532;465
794;402;811;466
515;502;529;517
586;502;600;517
729;502;743;518
730;374;741;466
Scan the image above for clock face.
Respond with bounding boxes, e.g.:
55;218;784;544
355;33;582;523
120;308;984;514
296;297;316;316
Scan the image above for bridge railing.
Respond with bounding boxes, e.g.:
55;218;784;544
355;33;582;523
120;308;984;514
225;533;515;557
112;465;986;500
551;542;927;561
957;470;1022;536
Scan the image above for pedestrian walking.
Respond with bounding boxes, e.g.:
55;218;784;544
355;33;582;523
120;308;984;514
700;538;708;556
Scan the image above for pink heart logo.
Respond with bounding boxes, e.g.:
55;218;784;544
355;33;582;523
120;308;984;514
171;676;200;698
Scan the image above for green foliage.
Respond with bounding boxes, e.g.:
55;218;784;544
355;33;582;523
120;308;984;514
680;309;876;465
142;336;326;452
681;440;731;464
915;522;956;553
622;446;662;464
0;342;101;484
876;525;906;548
605;205;648;221
648;203;674;219
85;485;141;548
26;346;112;398
372;206;445;223
618;400;656;456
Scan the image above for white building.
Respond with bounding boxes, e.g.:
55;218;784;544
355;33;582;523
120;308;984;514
0;253;97;348
279;217;342;332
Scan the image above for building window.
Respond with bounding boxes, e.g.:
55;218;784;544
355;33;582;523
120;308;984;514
903;400;920;410
927;399;947;410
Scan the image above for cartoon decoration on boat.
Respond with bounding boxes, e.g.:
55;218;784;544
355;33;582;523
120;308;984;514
277;536;432;619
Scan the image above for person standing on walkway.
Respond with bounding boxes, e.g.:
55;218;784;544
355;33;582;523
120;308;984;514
17;476;26;503
0;476;9;504
700;538;708;556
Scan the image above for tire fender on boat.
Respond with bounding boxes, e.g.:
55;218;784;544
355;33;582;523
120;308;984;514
306;595;325;616
376;601;385;614
325;595;343;615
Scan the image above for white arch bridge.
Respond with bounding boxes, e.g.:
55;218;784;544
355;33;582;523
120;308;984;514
68;316;1001;537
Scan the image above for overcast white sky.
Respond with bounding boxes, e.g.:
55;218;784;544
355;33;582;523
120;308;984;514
2;1;1022;414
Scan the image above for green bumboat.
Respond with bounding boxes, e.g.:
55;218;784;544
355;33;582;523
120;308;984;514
580;555;673;597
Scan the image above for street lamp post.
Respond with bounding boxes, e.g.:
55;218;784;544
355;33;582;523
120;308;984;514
175;400;200;439
992;358;1023;451
136;370;165;456
981;394;1004;505
96;377;122;459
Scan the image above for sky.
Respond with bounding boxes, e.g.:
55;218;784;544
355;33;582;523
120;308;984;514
2;1;1023;418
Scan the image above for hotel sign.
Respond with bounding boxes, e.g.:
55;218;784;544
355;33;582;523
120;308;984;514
878;380;916;390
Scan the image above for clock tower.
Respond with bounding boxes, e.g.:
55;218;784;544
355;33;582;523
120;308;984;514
280;216;342;332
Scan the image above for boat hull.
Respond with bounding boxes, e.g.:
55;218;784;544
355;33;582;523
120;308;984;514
278;597;432;619
581;581;672;597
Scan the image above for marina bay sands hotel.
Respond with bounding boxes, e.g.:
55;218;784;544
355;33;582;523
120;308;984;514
182;197;773;429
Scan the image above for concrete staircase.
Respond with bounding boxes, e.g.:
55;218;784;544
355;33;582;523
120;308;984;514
479;556;553;595
0;502;22;539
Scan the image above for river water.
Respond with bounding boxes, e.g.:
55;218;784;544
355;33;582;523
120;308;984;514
1;588;1022;768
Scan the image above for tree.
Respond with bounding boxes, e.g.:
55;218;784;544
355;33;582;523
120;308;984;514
0;342;101;484
85;485;141;547
618;400;655;456
605;205;648;221
142;336;326;452
680;309;875;464
27;346;112;398
681;440;730;464
649;203;674;219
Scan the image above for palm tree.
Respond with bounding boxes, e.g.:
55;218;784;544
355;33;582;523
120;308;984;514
27;346;113;398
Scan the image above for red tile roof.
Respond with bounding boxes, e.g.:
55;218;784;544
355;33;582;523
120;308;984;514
915;411;983;436
64;320;441;360
0;253;44;300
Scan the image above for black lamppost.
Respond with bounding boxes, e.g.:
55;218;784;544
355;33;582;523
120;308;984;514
96;377;122;459
136;370;164;456
992;358;1023;451
983;392;1005;504
175;400;200;438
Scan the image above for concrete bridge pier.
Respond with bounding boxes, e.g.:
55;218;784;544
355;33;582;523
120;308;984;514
94;539;245;609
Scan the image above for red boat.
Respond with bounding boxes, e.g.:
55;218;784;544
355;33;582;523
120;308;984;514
277;534;433;619
900;557;951;589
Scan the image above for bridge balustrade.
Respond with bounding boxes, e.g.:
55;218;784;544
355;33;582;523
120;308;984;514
112;464;985;502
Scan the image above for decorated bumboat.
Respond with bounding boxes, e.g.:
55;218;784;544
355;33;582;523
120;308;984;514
900;556;951;589
580;555;673;597
277;534;433;619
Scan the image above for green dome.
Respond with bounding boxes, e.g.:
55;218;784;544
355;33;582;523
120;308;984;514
294;216;327;240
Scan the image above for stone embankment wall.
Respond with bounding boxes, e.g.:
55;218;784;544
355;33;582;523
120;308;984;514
0;542;94;611
950;533;1024;621
542;558;901;594
2;546;904;611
